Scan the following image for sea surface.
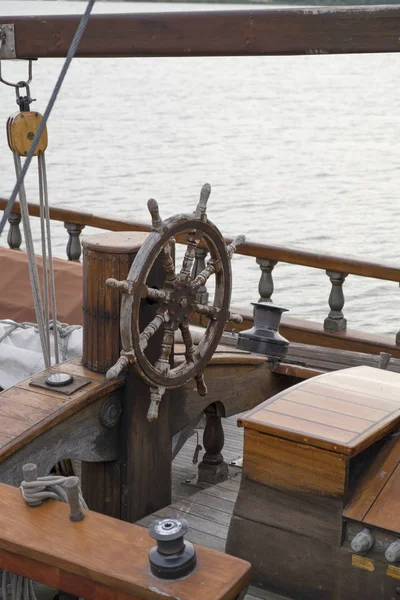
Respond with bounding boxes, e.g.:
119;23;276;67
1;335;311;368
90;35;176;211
1;0;400;338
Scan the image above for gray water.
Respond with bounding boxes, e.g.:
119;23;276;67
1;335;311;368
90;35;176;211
1;0;400;337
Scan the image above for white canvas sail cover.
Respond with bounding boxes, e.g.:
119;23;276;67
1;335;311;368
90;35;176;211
0;320;82;390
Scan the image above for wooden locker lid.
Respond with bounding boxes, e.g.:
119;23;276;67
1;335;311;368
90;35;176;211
240;366;400;456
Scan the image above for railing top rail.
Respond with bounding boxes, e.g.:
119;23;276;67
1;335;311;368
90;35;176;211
3;7;400;59
2;198;400;282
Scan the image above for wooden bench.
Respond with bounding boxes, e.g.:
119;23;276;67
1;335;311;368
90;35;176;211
227;366;400;600
0;482;251;600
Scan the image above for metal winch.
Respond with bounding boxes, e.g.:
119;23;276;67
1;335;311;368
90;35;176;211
148;517;196;580
237;302;289;360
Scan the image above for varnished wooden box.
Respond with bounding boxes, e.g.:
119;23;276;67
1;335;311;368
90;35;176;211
227;366;400;600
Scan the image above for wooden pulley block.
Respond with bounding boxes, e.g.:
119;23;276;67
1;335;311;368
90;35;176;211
6;111;48;156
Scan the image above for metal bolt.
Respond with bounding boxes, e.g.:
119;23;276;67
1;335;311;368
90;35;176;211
8;25;12;30
64;477;84;522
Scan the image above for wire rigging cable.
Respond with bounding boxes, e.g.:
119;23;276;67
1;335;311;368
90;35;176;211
0;0;96;366
0;0;96;236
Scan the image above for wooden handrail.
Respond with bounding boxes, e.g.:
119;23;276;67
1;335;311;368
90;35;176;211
5;8;400;59
0;198;151;234
1;198;400;282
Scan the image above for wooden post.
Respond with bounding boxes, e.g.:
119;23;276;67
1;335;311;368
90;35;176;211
81;231;172;522
7;213;22;250
64;222;85;262
198;403;229;484
324;270;348;332
257;258;277;304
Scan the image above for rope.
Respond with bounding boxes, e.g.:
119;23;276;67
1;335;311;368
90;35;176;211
20;475;88;509
37;152;51;361
0;319;81;361
12;152;50;368
38;153;60;364
1;474;87;600
41;154;59;363
0;0;96;237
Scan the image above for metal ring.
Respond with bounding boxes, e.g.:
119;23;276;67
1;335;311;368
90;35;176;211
0;59;33;89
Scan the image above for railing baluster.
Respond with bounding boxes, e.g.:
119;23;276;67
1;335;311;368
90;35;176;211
7;212;22;250
324;270;348;332
64;222;85;262
198;403;228;484
191;247;209;305
257;258;277;303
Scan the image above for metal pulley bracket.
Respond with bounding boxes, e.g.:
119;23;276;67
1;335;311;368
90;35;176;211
0;24;16;59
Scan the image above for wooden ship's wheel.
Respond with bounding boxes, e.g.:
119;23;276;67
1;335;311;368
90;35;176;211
106;184;245;421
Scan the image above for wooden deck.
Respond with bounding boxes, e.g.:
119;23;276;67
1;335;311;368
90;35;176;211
136;415;289;600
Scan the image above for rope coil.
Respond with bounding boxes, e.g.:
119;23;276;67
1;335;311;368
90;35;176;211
19;475;88;509
1;468;87;600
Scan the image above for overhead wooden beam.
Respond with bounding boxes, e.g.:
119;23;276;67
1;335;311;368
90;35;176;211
3;7;400;59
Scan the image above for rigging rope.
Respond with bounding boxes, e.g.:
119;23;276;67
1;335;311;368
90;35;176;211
38;153;60;363
0;0;96;237
12;152;50;368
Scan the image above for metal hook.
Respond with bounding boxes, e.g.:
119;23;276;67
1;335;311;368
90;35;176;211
0;58;33;89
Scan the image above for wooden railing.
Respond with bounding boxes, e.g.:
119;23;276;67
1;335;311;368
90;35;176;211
2;197;400;357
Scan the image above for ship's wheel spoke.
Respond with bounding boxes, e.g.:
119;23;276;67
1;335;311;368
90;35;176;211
146;324;174;421
144;286;168;303
139;313;167;352
226;235;246;259
195;373;207;396
154;324;174;375
148;385;166;421
192;258;220;291
228;311;243;324
180;230;199;278
194;183;211;221
194;303;242;324
161;242;177;285
179;322;196;363
147;198;165;233
194;303;221;320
